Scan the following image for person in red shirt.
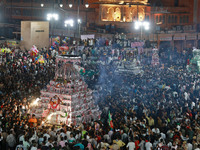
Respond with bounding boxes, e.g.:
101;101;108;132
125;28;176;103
135;137;140;150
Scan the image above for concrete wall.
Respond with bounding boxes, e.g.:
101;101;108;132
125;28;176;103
21;21;49;50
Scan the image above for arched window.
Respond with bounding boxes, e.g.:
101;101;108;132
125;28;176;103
163;15;165;24
146;15;149;21
172;15;174;23
180;16;182;23
186;16;189;23
168;15;171;23
156;16;159;23
175;16;177;23
183;16;186;23
159;15;162;22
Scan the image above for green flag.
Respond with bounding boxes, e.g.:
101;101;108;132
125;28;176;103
108;111;113;129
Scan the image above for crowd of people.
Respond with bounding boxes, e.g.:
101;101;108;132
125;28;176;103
0;41;199;150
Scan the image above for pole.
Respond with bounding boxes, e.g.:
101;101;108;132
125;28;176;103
137;2;138;21
86;9;88;34
77;0;80;38
79;23;80;37
51;0;55;46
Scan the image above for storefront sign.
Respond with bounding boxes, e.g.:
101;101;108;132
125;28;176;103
186;35;197;40
149;34;158;41
131;42;144;48
159;37;172;41
81;34;95;40
174;36;185;40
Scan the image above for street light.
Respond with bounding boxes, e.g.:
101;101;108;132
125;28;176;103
47;13;59;46
59;0;63;7
65;19;74;37
47;13;59;21
134;21;150;40
77;19;81;37
65;19;74;27
78;19;81;24
41;3;44;7
85;3;89;8
69;3;73;8
59;3;63;7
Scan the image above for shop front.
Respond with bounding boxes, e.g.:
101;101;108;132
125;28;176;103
174;34;185;53
186;34;197;50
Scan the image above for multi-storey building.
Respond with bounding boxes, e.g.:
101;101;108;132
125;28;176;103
0;0;200;51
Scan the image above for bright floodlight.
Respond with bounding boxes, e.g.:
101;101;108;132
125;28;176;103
78;19;81;24
69;3;73;8
47;13;59;21
85;3;89;8
65;19;74;27
144;25;150;30
59;3;63;7
134;21;150;30
41;3;44;7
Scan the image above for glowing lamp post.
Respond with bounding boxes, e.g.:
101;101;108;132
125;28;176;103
134;21;150;40
69;3;73;8
85;3;89;8
47;13;59;21
64;19;74;27
65;19;74;36
47;13;59;45
77;19;81;37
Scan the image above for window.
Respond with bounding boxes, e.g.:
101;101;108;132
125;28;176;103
163;15;165;24
156;16;159;23
12;9;21;16
175;16;177;23
172;15;174;23
159;16;162;22
23;9;32;16
146;15;149;21
174;0;179;7
180;16;182;23
186;16;189;23
183;16;186;23
168;15;171;23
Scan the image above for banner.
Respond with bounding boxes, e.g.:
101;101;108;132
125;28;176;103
131;42;144;48
159;37;172;41
59;46;69;51
59;46;69;55
81;34;95;40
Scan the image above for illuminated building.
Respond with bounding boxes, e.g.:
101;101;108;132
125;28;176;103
0;0;200;51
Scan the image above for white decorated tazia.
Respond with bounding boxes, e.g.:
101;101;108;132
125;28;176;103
30;55;101;125
151;48;160;66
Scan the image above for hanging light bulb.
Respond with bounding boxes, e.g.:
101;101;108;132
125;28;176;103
41;3;44;7
85;3;89;8
69;3;73;8
59;3;63;7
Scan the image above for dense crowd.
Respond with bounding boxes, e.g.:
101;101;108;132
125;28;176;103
0;43;199;150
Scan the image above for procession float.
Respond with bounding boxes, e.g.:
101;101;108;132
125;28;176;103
30;55;101;125
188;48;200;73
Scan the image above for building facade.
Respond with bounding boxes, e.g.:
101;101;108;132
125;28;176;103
0;0;200;51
